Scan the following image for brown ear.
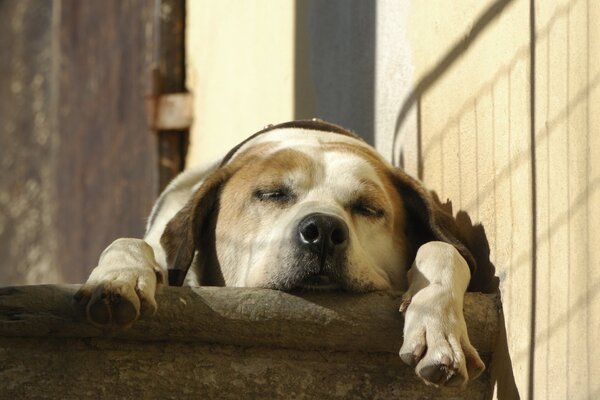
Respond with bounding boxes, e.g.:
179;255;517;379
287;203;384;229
390;168;476;275
161;167;233;286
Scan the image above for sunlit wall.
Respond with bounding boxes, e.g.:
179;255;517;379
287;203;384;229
186;1;600;398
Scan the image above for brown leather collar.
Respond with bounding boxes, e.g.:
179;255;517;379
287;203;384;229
219;119;363;167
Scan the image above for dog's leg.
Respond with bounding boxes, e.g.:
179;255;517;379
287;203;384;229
74;238;165;328
73;166;215;327
399;241;485;387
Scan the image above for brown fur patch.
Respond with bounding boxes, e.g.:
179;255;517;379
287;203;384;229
217;148;316;231
389;169;477;274
160;166;234;286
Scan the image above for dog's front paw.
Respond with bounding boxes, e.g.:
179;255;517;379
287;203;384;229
399;288;485;387
74;239;164;328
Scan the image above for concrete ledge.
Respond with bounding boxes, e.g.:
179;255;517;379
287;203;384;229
0;285;500;399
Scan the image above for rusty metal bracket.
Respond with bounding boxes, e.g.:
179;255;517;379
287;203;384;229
146;92;193;130
150;1;189;192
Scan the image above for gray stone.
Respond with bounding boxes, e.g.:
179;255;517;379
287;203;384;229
0;285;499;399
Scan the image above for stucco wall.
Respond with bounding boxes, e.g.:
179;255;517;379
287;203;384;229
406;1;532;397
186;0;599;398
185;0;296;167
403;0;599;398
532;1;599;398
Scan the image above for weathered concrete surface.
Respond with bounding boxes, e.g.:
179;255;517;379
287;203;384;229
0;285;499;399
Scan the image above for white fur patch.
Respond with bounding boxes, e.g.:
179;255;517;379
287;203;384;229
399;242;484;387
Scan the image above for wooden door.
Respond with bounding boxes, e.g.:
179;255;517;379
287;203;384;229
0;0;186;284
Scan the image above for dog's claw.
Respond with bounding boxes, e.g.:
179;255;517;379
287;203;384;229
399;293;412;313
418;364;450;386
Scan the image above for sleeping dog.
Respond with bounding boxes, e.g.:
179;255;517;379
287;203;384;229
75;119;485;387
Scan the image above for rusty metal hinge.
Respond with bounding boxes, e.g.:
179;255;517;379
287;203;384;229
146;68;193;131
146;92;193;130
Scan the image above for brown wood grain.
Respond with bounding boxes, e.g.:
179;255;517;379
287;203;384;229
53;1;158;283
0;1;60;285
1;1;160;284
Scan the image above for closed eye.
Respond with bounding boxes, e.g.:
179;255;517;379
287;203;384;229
351;202;385;218
254;187;294;203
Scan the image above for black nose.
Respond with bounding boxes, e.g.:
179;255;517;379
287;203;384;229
297;213;349;254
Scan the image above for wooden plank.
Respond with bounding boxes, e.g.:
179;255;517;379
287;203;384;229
0;1;161;284
0;286;499;399
0;1;60;285
55;1;158;282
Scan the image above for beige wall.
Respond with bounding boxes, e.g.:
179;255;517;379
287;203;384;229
407;0;532;397
187;0;599;397
533;0;599;398
406;0;599;398
185;0;296;167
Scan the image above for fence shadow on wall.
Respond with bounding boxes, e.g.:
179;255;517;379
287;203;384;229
391;0;597;398
389;0;520;397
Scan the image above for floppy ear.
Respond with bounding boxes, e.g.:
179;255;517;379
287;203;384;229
390;168;477;275
160;167;233;286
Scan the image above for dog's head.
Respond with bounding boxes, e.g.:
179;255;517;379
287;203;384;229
161;120;474;292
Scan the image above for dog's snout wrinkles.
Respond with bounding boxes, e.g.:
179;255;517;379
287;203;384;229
298;213;349;254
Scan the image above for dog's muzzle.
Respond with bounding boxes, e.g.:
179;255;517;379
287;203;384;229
295;213;349;290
